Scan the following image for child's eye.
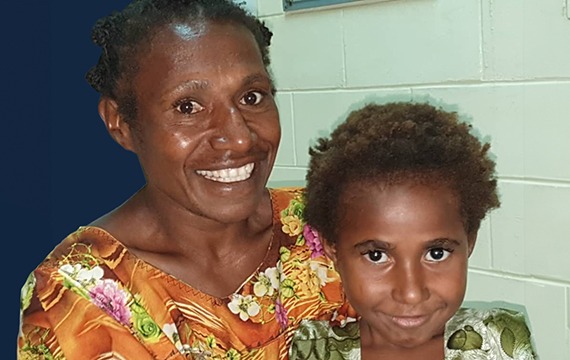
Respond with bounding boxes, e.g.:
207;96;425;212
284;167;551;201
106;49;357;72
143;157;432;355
366;250;388;264
240;91;263;106
425;248;452;262
174;99;205;115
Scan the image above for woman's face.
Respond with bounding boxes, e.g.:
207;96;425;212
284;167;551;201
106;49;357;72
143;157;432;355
327;182;473;349
126;21;280;223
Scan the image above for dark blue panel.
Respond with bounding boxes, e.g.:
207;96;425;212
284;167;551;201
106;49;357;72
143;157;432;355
4;1;51;353
6;1;141;354
49;0;141;245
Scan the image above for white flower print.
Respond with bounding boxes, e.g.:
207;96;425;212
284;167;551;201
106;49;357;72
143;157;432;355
163;323;185;353
228;294;261;321
59;264;104;286
309;260;331;287
253;266;280;297
331;309;357;328
76;266;104;284
266;266;281;289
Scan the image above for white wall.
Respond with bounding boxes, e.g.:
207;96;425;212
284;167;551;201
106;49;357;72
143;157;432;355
257;0;570;358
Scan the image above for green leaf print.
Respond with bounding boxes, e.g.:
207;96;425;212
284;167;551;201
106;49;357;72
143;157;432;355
500;327;516;358
447;325;483;350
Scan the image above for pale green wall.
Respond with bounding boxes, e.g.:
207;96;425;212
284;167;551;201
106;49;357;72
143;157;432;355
255;0;570;358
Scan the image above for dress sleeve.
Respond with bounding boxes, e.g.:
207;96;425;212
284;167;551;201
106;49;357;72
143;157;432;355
18;269;160;360
445;307;538;360
18;271;64;359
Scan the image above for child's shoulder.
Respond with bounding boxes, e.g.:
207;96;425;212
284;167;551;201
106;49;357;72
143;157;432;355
294;319;359;340
290;319;360;360
445;307;537;359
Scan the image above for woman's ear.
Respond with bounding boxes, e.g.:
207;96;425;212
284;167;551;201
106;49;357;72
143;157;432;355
467;232;478;257
98;97;136;152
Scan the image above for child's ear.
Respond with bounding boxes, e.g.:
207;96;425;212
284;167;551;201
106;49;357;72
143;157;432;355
98;97;136;152
467;232;478;257
322;235;337;264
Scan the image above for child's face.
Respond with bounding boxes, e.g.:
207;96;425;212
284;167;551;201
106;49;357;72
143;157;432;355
326;181;475;349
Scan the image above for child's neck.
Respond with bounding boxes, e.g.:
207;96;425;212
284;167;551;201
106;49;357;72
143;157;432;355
361;328;444;360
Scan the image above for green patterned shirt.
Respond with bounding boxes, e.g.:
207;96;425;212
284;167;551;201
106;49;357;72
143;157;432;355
290;307;537;359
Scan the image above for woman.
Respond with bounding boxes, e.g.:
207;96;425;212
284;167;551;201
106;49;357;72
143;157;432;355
18;1;345;359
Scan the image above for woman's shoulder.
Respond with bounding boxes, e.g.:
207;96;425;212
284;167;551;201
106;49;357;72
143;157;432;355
26;226;127;302
445;307;537;359
270;186;306;249
269;186;305;206
46;226;123;261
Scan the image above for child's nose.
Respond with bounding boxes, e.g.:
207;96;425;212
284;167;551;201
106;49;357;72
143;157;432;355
391;261;429;305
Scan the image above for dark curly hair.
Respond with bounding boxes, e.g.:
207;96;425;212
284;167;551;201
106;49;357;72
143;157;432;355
85;0;273;124
304;102;500;244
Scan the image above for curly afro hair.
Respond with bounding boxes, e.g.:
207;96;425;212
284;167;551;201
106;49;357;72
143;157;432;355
304;102;500;244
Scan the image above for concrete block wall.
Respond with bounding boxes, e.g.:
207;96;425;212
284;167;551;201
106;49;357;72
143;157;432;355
255;0;570;358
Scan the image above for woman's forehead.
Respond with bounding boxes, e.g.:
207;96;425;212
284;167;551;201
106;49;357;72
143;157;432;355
170;22;208;40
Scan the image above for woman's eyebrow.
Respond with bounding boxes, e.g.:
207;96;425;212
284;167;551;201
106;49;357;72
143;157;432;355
161;80;210;103
171;80;210;92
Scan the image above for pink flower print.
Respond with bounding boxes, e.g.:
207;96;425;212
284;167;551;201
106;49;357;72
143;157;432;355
275;299;289;329
303;224;324;258
89;279;131;326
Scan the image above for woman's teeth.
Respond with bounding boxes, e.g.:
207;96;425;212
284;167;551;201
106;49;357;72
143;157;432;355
196;163;255;183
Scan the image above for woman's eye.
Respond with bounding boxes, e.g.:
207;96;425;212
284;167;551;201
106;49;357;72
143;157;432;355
240;91;263;106
425;248;451;262
366;250;388;264
175;99;204;115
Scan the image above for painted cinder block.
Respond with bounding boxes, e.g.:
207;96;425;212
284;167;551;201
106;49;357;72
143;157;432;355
343;0;481;86
492;181;570;281
482;0;570;80
266;12;345;90
274;93;296;166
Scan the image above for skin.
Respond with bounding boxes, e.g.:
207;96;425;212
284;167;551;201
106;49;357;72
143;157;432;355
92;21;281;298
324;181;476;359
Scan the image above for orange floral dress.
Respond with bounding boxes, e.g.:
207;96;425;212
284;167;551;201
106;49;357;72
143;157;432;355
18;187;347;360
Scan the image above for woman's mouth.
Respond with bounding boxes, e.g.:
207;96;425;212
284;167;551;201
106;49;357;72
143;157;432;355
196;163;255;183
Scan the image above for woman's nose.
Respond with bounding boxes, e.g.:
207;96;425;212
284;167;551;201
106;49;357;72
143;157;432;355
391;261;429;305
210;106;256;152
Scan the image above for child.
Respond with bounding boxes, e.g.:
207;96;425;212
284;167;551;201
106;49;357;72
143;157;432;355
290;102;537;359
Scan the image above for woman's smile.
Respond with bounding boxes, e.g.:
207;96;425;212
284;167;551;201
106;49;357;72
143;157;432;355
196;162;255;183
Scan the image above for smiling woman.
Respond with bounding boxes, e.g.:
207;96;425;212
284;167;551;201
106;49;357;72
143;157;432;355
17;1;347;359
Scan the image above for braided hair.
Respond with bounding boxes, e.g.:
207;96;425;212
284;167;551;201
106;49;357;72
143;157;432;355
304;102;500;244
85;0;273;123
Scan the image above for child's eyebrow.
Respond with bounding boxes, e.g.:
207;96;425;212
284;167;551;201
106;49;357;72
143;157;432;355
425;238;462;247
353;238;462;251
354;239;393;251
